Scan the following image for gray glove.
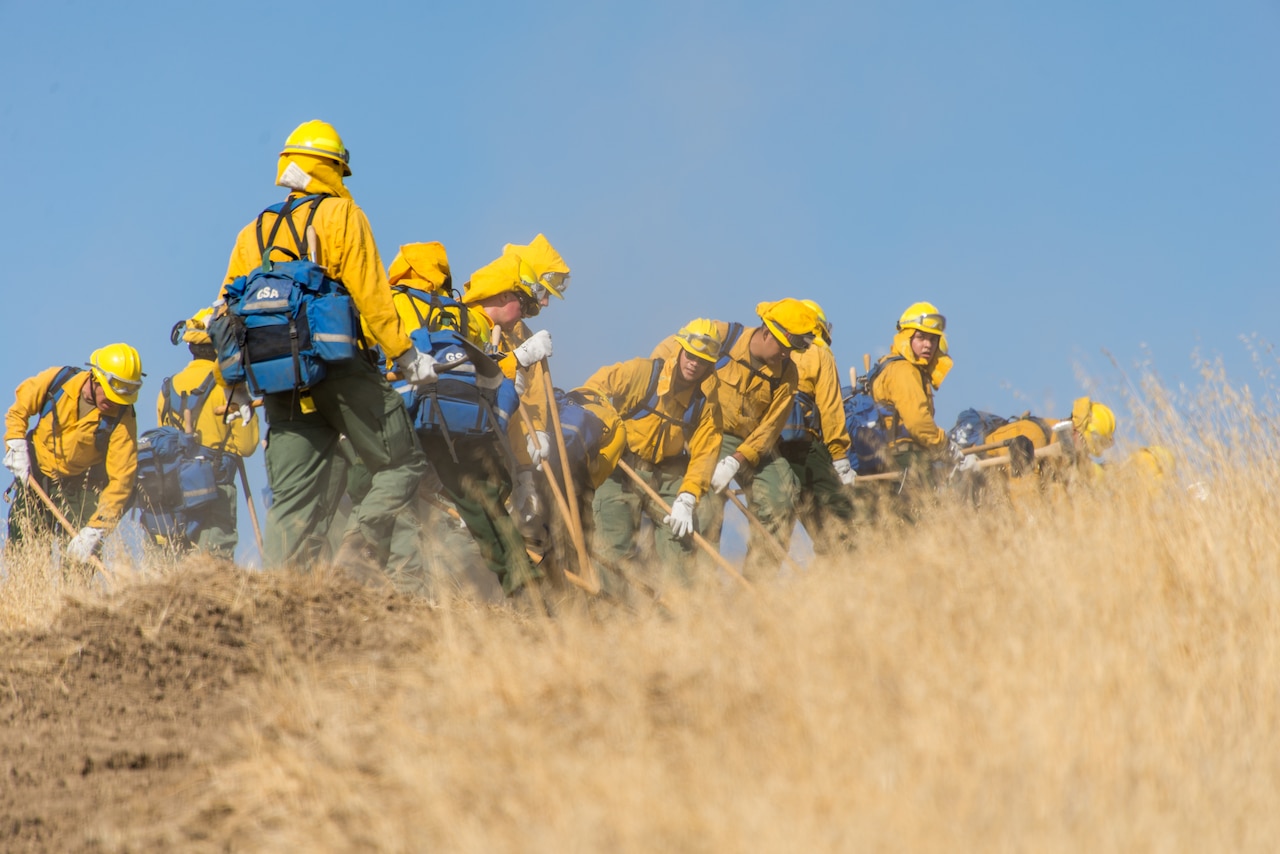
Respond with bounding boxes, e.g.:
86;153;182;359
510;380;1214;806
663;492;697;538
67;526;104;562
513;330;553;368
395;346;439;387
4;439;30;483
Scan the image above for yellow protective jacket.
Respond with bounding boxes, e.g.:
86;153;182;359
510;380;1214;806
871;330;948;451
157;359;259;457
580;356;724;498
221;190;411;361
791;345;851;460
5;368;138;529
653;322;797;468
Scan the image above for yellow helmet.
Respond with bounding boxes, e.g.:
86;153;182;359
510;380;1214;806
88;343;144;405
675;318;723;363
503;234;571;300
280;120;351;176
1071;398;1117;456
462;253;541;308
170;307;214;346
800;299;832;346
897;301;946;336
757;299;819;351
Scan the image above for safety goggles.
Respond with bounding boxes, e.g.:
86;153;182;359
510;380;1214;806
90;367;143;399
783;330;816;352
901;313;946;333
677;331;721;361
533;271;570;302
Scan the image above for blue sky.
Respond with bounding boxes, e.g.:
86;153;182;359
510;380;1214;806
3;2;1277;559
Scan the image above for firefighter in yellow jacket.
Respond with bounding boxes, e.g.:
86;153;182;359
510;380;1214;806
218;120;431;576
155;309;260;558
652;299;818;579
585;318;725;586
4;344;143;564
870;302;974;481
780;300;856;554
975;397;1116;481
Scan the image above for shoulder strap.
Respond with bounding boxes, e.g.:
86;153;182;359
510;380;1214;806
36;366;80;424
624;358;705;439
860;355;905;393
714;322;745;370
255;193;329;263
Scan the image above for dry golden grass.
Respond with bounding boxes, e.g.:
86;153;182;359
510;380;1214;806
8;371;1280;852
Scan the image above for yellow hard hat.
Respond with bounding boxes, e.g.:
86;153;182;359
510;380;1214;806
757;299;819;351
1071;398;1117;456
503;234;571;300
675;318;723;363
170;307;214;346
280;120;351;176
462;253;541;307
88;343;144;405
800;299;832;346
388;242;452;292
897;302;946;336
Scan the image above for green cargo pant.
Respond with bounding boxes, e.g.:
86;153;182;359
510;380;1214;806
194;481;239;559
592;459;702;588
6;466;102;545
779;439;855;555
419;434;538;596
699;433;799;579
261;358;427;570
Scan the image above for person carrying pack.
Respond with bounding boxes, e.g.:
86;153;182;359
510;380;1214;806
3;345;143;567
778;300;857;555
587;319;725;588
140;309;260;558
212;120;430;579
951;398;1116;483
651;300;818;580
866;302;974;488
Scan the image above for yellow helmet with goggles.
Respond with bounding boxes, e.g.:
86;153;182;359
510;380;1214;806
897;302;946;336
88;343;145;405
675;318;724;363
757;299;820;352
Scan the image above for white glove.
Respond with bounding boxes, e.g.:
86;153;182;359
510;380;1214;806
66;526;104;563
956;453;979;473
513;330;553;368
832;456;856;486
947;440;967;463
395;346;439;387
663;491;697;539
526;430;551;467
512;471;541;524
710;455;740;493
224;385;255;426
4;439;30;483
514;369;527;397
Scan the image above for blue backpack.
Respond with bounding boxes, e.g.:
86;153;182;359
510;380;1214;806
406;295;519;460
949;409;1012;449
210;194;360;397
841;356;909;474
780;390;821;444
132;426;219;548
158;372;239;483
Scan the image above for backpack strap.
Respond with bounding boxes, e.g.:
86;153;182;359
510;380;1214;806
255;193;329;264
713;322;745;371
622;358;706;442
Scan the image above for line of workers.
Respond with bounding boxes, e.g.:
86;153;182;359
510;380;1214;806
2;120;1149;594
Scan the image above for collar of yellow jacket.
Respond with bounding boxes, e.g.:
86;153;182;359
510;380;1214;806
276;153;352;200
388;242;451;291
890;328;953;389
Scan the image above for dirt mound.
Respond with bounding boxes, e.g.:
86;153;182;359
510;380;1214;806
0;559;436;852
